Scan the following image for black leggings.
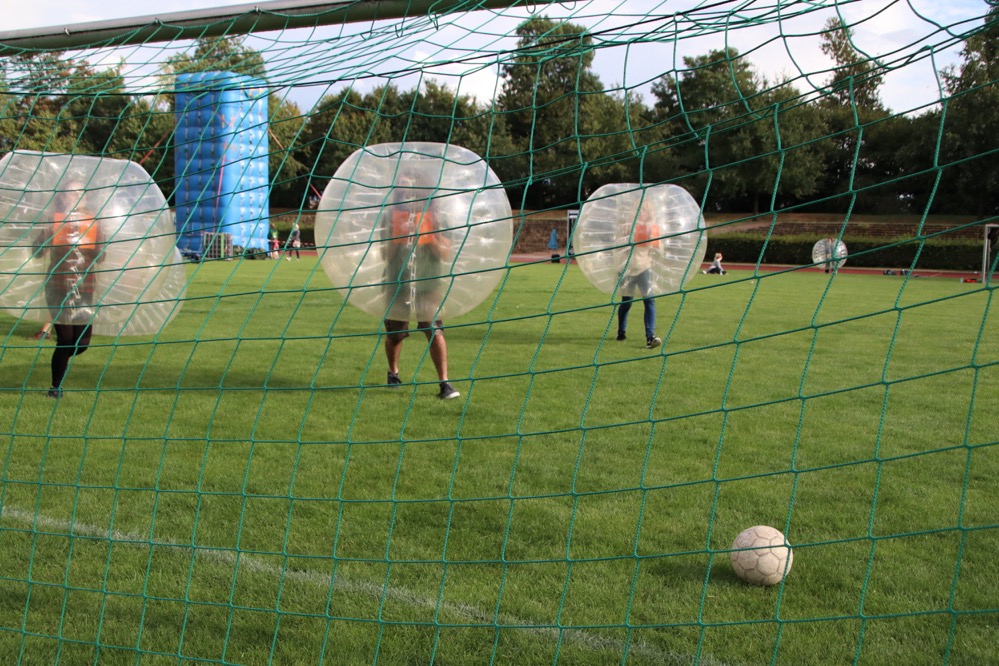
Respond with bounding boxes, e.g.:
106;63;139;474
51;324;92;389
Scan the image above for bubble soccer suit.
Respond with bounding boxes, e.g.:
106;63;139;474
315;142;513;325
315;142;512;399
0;151;186;337
812;237;848;272
572;183;707;345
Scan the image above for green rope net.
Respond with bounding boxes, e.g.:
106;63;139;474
1;0;997;663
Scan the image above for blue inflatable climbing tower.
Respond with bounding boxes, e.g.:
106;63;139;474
174;72;269;257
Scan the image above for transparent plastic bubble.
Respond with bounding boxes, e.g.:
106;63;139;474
572;183;707;297
0;151;186;336
811;238;848;270
315;143;513;322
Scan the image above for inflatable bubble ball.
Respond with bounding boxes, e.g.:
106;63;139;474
0;151;186;336
314;142;513;323
812;237;848;270
572;183;707;298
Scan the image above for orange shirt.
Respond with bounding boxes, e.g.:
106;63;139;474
51;212;100;249
392;210;437;245
632;222;661;247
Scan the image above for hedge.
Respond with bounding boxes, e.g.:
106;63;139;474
266;216;982;271
704;234;983;271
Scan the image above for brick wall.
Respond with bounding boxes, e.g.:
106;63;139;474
512;210;572;254
269;208;985;252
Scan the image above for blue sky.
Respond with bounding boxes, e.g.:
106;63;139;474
5;0;992;114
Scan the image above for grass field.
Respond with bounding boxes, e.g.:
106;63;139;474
0;258;996;665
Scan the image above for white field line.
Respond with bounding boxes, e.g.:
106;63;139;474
0;505;737;666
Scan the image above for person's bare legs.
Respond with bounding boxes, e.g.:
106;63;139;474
385;336;404;376
427;329;459;399
426;329;448;382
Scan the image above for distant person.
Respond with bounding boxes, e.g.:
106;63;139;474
269;228;280;259
703;252;726;274
380;169;460;399
823;237;835;273
616;200;663;350
284;221;301;260
33;181;105;398
548;227;560;263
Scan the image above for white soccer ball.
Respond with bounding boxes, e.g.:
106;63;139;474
730;525;793;586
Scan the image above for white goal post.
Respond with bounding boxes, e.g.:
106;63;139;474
0;0;538;51
984;224;999;284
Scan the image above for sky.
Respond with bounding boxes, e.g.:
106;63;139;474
3;0;992;114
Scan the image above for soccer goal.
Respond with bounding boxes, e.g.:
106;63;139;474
984;223;999;284
1;1;996;664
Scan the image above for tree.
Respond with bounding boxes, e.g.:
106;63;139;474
394;80;519;184
651;49;753;208
937;5;999;215
813;18;893;213
740;83;827;213
820;18;884;110
164;36;267;80
57;63;141;156
578;88;654;190
268;95;308;207
296;87;394;197
497;16;606;207
650;48;827;213
0;53;86;153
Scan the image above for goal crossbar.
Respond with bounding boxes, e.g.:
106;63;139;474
0;0;539;52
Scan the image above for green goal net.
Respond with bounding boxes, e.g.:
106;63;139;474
0;0;996;663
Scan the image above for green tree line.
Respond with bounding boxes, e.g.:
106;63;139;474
1;11;996;215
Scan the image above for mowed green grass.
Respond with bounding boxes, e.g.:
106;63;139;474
0;258;996;665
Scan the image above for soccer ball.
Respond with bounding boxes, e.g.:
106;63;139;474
730;525;793;586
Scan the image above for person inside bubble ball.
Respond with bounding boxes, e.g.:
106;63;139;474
820;237;838;273
616;198;663;350
379;167;460;400
32;180;106;399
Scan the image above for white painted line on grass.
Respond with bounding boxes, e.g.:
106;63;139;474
0;505;736;665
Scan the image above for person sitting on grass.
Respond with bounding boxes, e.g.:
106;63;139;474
703;252;726;275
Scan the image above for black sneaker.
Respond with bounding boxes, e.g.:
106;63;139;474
646;336;662;349
616;332;626;341
387;372;402;387
47;388;63;399
438;382;460;400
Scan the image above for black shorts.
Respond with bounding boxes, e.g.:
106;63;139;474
384;319;444;342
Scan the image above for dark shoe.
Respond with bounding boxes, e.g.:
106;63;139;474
47;388;63;399
646;336;662;349
387;372;402;387
616;332;626;341
438;382;460;400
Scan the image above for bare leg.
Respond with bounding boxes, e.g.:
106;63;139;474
385;336;404;375
426;330;449;382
